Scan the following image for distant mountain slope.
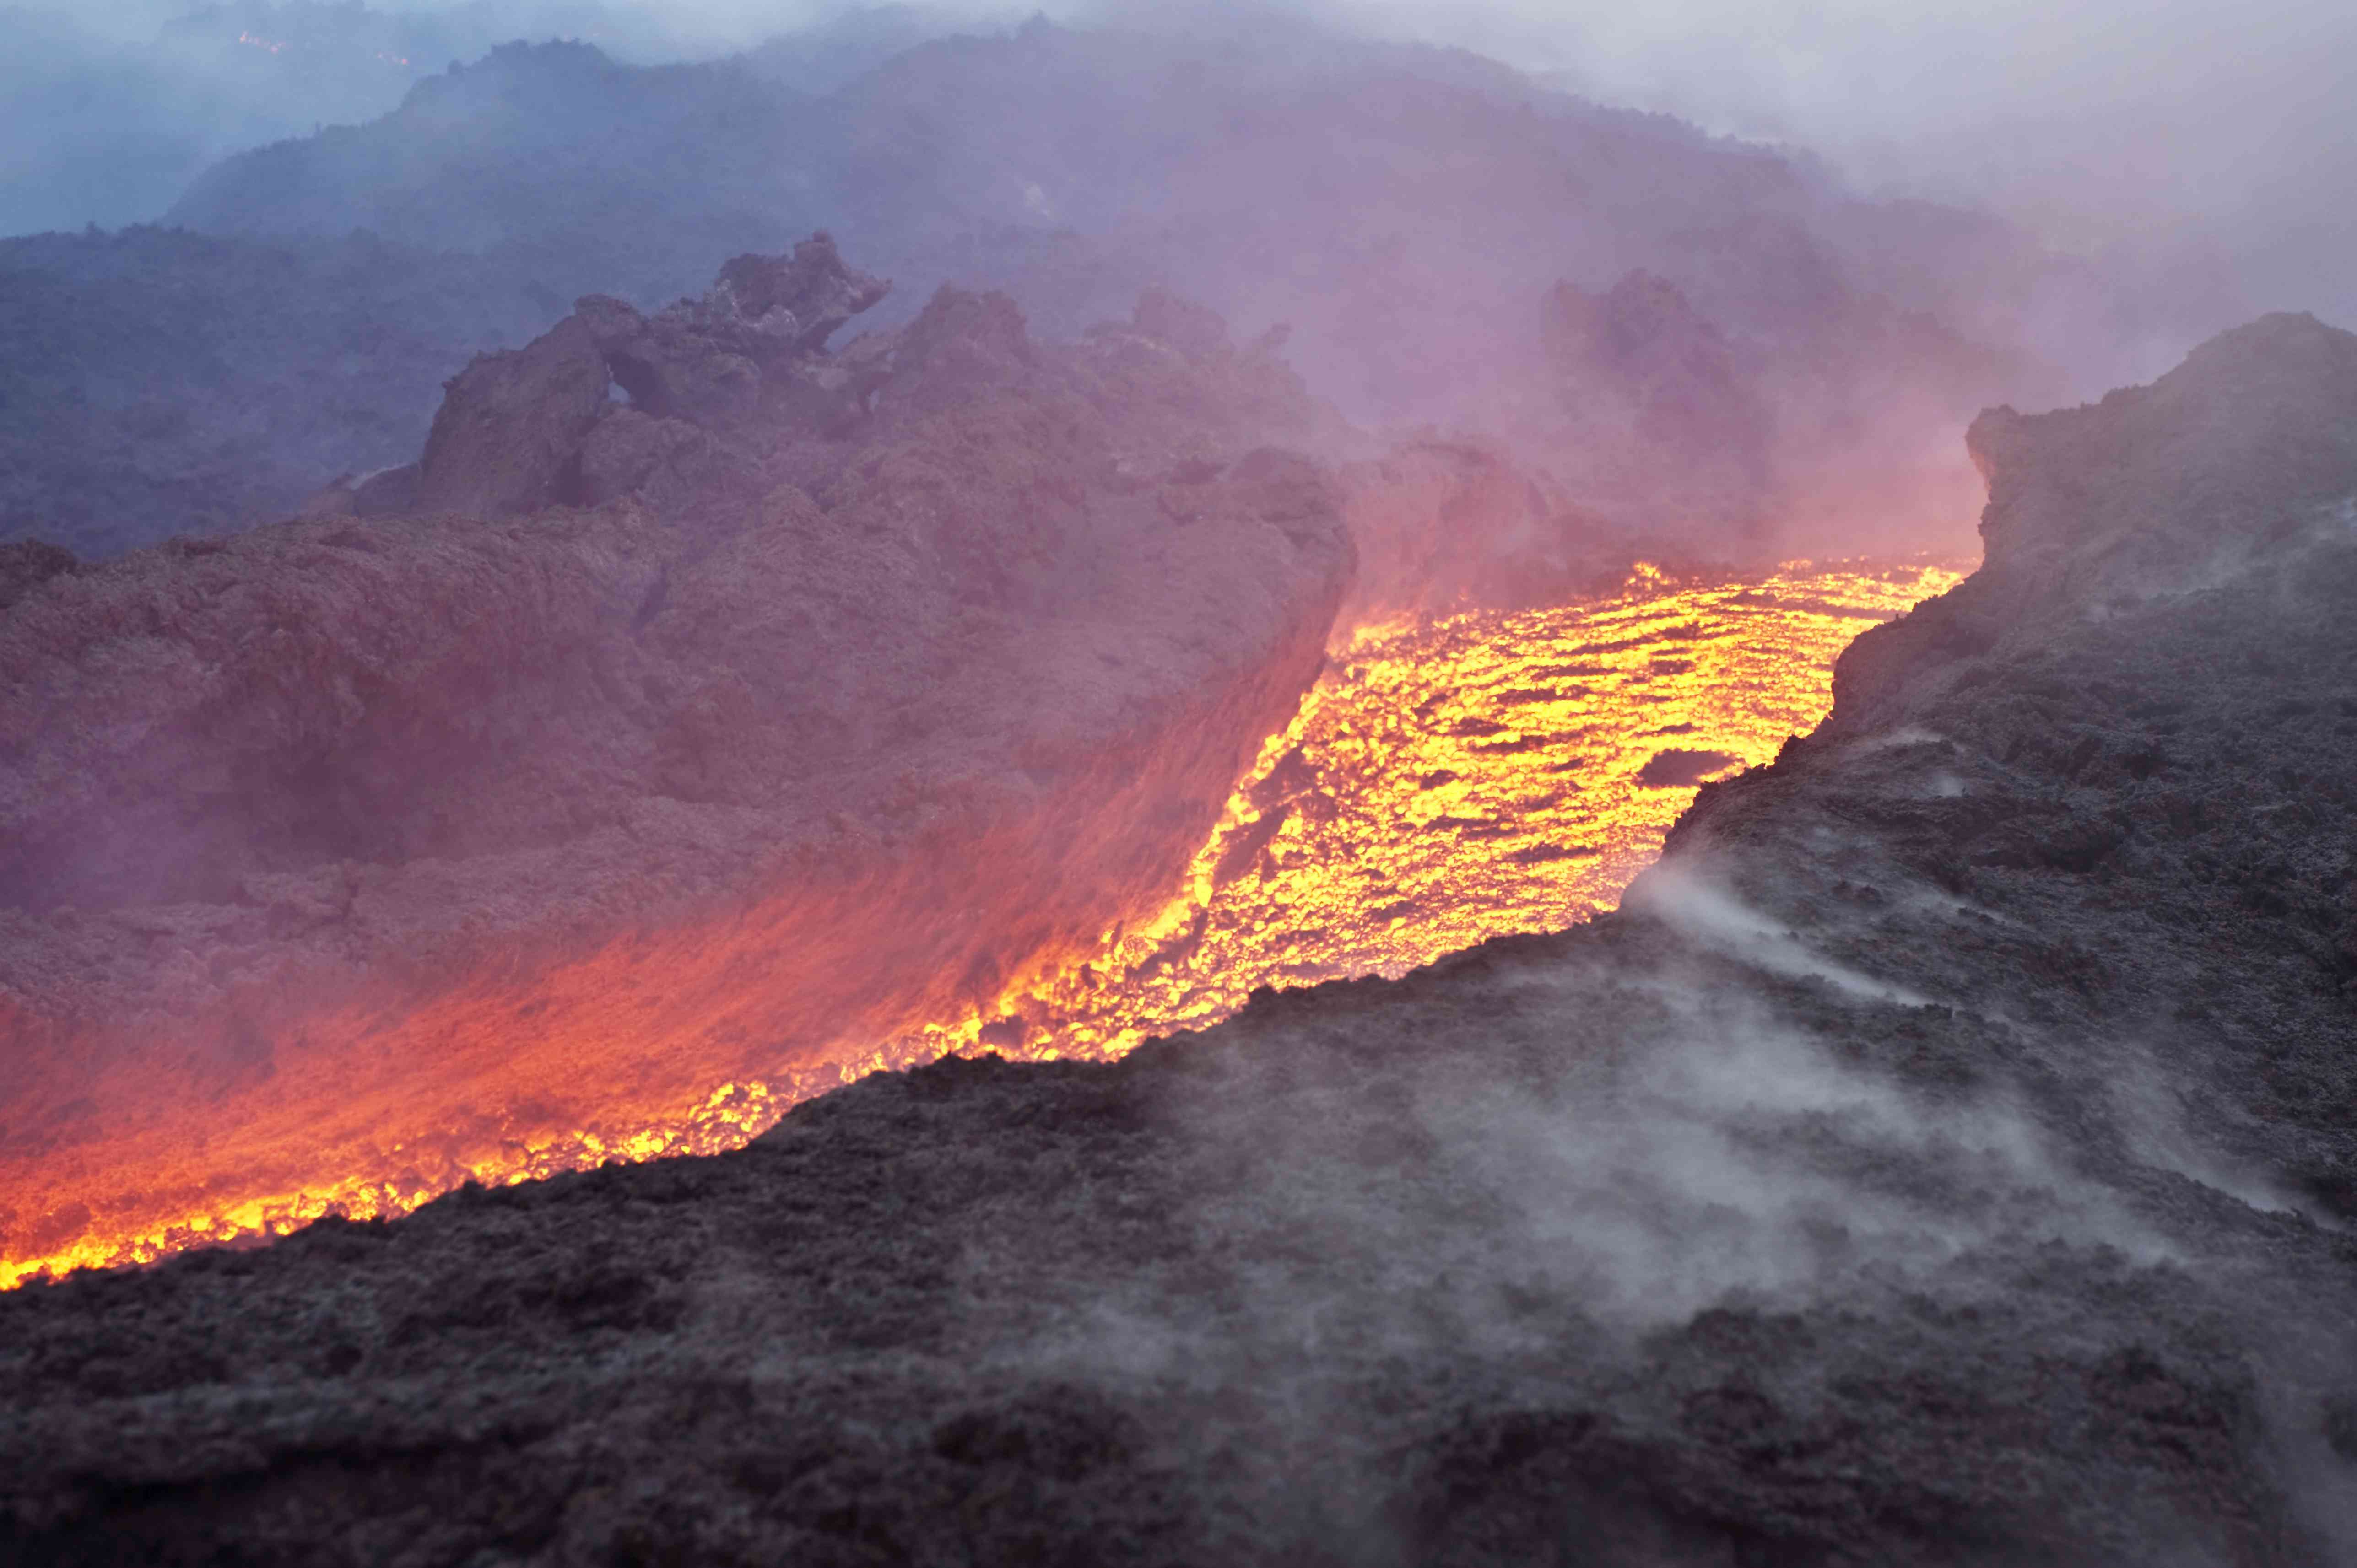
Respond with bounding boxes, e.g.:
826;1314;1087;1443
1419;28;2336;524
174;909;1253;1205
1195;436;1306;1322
169;42;823;263
11;14;2118;557
169;20;2060;380
0;0;697;239
164;21;2097;512
0;226;598;556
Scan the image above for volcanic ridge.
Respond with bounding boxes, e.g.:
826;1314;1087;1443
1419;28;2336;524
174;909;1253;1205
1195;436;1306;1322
3;289;2355;1565
0;240;1361;1279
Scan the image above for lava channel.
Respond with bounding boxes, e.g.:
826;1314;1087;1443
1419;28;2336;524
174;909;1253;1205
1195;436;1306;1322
0;556;1965;1288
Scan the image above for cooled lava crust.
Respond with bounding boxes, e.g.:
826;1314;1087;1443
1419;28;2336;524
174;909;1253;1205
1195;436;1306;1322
0;249;1356;1278
5;315;2357;1564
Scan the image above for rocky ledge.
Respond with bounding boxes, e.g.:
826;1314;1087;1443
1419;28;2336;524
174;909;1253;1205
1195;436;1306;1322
4;316;2355;1566
0;241;1355;1277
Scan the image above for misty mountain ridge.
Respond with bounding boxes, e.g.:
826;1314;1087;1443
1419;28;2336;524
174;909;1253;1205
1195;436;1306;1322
0;0;711;237
3;5;2170;564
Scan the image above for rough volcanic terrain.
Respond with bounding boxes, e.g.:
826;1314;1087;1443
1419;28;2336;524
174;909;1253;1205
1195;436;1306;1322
5;16;2074;561
0;239;1354;1279
4;317;2356;1565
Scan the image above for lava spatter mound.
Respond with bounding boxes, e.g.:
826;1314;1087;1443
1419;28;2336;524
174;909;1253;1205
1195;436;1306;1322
5;317;2355;1562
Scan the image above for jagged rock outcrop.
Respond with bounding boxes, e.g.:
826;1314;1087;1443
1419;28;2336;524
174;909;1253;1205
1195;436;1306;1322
392;233;892;519
0;246;1354;1283
568;237;889;428
5;322;2354;1563
708;240;897;357
408;314;613;517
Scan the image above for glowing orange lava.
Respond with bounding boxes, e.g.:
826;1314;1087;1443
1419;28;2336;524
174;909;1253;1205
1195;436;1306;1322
0;557;1963;1288
902;556;1968;1060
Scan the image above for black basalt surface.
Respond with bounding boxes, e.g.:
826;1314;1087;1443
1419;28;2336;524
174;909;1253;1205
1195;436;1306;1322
4;315;2356;1565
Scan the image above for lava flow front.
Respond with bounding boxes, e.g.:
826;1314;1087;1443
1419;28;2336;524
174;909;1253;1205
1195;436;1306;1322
0;557;1963;1288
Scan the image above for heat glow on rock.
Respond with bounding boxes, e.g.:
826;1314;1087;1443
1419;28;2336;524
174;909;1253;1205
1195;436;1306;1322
0;557;1964;1288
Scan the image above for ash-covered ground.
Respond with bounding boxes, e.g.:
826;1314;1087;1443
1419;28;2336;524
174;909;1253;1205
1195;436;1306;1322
4;315;2356;1565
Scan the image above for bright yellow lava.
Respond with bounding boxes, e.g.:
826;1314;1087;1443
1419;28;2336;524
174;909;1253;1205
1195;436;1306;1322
1;556;1962;1288
901;556;1967;1062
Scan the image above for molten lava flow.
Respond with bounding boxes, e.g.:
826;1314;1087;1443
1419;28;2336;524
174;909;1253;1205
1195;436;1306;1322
0;557;1962;1289
905;557;1969;1060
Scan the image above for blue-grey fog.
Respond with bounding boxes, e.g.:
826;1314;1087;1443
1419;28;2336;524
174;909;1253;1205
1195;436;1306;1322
1333;0;2357;345
3;0;2342;559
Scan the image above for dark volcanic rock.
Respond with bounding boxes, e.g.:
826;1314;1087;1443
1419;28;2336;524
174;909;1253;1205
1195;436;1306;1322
5;318;2357;1564
572;407;719;508
0;246;1354;1282
1635;746;1743;787
0;540;77;612
416;233;892;516
711;234;895;356
412;313;611;517
349;460;422;519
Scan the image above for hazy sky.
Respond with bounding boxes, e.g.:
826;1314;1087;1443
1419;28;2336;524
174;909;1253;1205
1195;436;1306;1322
1362;1;2352;223
1330;0;2355;329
